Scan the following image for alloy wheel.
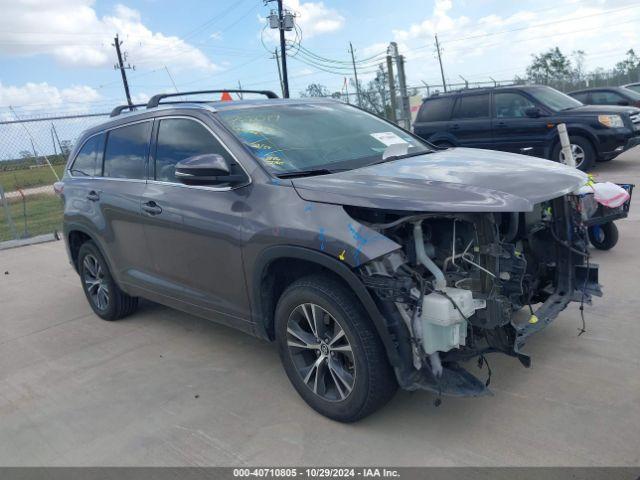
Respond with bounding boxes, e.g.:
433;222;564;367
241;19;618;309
559;143;585;167
286;303;355;402
83;254;110;311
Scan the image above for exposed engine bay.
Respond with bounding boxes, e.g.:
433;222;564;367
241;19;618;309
352;194;603;399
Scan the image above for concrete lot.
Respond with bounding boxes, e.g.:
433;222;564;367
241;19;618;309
1;149;639;467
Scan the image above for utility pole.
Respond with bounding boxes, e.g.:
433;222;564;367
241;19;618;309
386;54;398;123
349;42;362;107
266;1;294;98
113;35;134;108
389;42;410;129
274;48;284;97
434;34;447;92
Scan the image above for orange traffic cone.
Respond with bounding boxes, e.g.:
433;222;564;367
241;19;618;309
220;91;233;102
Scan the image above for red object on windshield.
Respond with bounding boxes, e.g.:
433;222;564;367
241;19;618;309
220;91;233;102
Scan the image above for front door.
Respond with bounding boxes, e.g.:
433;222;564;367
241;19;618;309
491;91;549;157
140;116;251;327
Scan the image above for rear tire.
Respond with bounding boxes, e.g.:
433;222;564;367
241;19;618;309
275;274;397;422
589;222;619;250
78;241;138;321
552;136;595;172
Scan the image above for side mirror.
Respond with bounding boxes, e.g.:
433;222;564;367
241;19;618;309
175;154;244;185
524;107;542;118
617;100;630;106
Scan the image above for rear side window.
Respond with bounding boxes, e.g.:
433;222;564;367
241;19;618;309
416;97;454;122
154;118;230;183
103;122;152;180
452;94;490;119
570;92;589;103
71;133;104;177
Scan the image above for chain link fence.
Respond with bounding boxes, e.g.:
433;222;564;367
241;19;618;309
0;112;109;242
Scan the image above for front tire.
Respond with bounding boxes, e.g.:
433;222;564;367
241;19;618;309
275;274;397;422
552;136;595;172
78;241;138;321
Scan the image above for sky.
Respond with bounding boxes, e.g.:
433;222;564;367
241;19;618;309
0;0;639;116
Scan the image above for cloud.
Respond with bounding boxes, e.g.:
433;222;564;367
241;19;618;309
0;81;102;114
0;0;217;71
388;0;640;85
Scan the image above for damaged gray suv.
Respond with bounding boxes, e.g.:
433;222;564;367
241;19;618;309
60;90;604;422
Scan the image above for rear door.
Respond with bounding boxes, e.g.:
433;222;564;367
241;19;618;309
449;93;492;148
590;90;629;106
491;91;549;157
140;115;251;328
90;120;154;288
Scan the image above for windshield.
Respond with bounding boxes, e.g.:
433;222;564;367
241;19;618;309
625;84;640;94
528;86;583;111
217;102;431;174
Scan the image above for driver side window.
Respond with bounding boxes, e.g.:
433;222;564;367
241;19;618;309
494;92;536;118
154;118;231;183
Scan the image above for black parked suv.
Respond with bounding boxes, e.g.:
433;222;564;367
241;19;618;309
60;90;607;421
413;85;640;171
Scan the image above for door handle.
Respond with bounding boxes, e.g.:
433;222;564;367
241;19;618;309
142;201;162;216
86;190;100;201
496;121;507;128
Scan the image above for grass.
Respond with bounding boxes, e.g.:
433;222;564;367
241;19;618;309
0;193;63;242
0;164;65;192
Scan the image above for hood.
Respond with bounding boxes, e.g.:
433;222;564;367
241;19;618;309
558;104;640;116
292;148;587;212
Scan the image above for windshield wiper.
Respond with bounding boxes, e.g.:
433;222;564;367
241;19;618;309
276;168;335;179
366;149;432;167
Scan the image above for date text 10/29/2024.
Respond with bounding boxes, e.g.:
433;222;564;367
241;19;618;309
233;468;401;478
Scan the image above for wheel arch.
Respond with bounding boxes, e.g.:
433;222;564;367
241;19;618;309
251;245;402;367
548;127;598;160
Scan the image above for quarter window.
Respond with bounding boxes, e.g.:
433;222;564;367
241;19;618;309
452;94;490;119
71;133;104;177
494;92;536;118
416;97;454;122
154;118;231;182
103;122;152;180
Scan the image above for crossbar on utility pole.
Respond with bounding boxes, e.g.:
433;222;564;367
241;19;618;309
349;42;362;107
435;34;447;92
113;34;133;108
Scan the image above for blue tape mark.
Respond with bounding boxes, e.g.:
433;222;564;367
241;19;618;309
304;203;315;213
318;227;326;251
270;178;282;185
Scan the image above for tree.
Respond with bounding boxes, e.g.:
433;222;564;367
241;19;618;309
571;50;586;84
526;47;572;84
614;49;640;77
300;83;331;97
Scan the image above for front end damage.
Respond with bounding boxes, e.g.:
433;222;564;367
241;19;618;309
352;194;602;398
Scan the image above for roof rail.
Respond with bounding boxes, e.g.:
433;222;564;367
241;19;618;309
110;103;147;117
146;89;279;109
